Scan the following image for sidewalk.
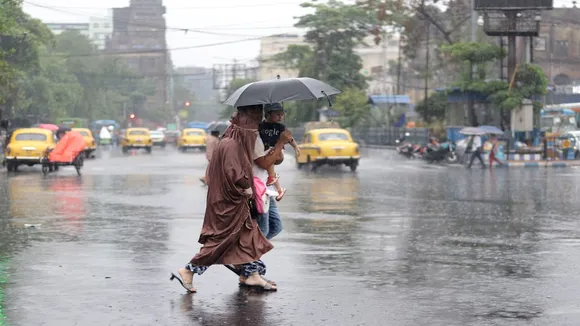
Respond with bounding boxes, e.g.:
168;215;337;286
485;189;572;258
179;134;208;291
505;160;580;168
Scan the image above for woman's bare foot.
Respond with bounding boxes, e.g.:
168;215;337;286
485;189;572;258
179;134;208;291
239;275;277;286
178;267;196;293
241;273;277;291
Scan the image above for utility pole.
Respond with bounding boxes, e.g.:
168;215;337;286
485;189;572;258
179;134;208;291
396;30;402;95
232;58;237;80
424;21;430;110
468;0;477;127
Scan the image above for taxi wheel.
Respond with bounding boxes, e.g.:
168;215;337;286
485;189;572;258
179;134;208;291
349;162;358;172
122;146;128;153
307;156;318;172
296;161;304;170
146;147;152;154
6;161;14;172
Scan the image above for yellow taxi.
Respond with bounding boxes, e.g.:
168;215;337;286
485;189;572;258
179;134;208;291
4;128;56;172
121;128;152;153
178;128;206;152
72;128;96;158
296;128;360;171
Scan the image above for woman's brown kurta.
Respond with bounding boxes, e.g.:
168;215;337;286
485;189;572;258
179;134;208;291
189;112;272;266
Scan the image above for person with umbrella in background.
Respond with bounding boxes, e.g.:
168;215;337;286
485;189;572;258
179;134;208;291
199;130;220;186
488;136;504;168
467;134;486;168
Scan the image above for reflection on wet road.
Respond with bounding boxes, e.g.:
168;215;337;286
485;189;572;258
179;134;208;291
2;147;580;325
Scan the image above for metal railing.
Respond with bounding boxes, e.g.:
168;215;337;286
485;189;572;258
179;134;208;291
290;127;429;147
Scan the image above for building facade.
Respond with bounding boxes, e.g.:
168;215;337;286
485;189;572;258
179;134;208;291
108;0;170;112
89;10;113;50
533;8;580;88
257;33;402;95
257;34;305;80
45;23;90;37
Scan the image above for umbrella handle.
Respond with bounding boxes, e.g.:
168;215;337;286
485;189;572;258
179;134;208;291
321;91;333;107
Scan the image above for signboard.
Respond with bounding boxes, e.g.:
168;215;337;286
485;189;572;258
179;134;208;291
166;123;177;130
534;36;547;52
178;110;188;119
475;0;553;10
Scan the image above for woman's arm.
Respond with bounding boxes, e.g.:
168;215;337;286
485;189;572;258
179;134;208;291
255;130;292;169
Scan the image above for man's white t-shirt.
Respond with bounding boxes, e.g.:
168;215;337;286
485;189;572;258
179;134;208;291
252;136;278;197
471;136;482;152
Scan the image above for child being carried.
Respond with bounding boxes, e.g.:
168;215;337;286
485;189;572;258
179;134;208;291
259;103;300;201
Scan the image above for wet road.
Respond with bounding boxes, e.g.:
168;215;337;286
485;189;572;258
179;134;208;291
2;147;580;325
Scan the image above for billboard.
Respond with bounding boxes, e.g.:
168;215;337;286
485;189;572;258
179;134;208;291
475;0;553;10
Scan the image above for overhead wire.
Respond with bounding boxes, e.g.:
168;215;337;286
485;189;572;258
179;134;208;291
44;37;266;58
24;1;297;37
25;1;303;10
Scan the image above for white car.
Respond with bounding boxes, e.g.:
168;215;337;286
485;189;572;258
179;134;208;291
149;130;166;148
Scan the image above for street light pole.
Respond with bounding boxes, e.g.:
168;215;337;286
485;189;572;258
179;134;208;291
424;21;430;111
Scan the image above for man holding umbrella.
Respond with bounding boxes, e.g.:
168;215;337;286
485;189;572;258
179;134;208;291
467;134;485;168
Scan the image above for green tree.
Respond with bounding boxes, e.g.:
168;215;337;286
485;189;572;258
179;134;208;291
273;0;375;124
44;31;155;122
442;42;547;127
333;88;371;127
414;91;448;123
0;0;53;118
219;78;255;119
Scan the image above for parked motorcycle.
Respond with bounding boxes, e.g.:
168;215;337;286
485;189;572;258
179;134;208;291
422;142;457;164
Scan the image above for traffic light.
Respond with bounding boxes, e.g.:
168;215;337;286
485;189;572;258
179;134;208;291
129;113;136;119
185;101;191;107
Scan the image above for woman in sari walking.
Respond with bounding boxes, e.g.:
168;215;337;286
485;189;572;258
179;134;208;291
171;104;290;292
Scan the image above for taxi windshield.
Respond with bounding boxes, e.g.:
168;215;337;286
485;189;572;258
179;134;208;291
318;133;349;141
15;133;47;141
129;130;148;136
186;131;204;136
78;131;90;137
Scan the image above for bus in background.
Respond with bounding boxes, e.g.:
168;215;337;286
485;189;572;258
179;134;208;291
540;108;577;136
544;103;580;129
90;120;121;144
56;118;89;129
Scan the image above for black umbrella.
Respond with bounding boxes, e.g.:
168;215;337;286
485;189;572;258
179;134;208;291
223;77;341;107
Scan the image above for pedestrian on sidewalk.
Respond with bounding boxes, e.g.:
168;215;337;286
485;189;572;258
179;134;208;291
488;136;504;168
200;130;220;186
467;135;486;168
171;104;289;293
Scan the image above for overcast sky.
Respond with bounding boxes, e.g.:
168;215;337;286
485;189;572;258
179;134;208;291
22;0;574;69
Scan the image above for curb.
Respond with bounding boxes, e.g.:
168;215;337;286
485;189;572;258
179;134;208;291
362;146;580;168
505;161;579;168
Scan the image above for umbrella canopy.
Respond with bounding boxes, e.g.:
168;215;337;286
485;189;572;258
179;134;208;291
38;124;59;131
478;125;504;135
459;127;486;136
223;77;341;107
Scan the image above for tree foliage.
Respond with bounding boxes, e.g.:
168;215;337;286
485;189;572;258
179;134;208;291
489;64;548;112
273;0;375;125
333;88;371;128
415;91;448;123
442;42;548;126
219;78;256;119
0;2;174;125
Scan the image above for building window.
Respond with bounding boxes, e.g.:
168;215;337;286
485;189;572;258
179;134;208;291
93;23;99;28
555;40;569;57
104;23;110;28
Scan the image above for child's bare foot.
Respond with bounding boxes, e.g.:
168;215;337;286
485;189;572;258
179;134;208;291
276;188;286;201
266;173;279;186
